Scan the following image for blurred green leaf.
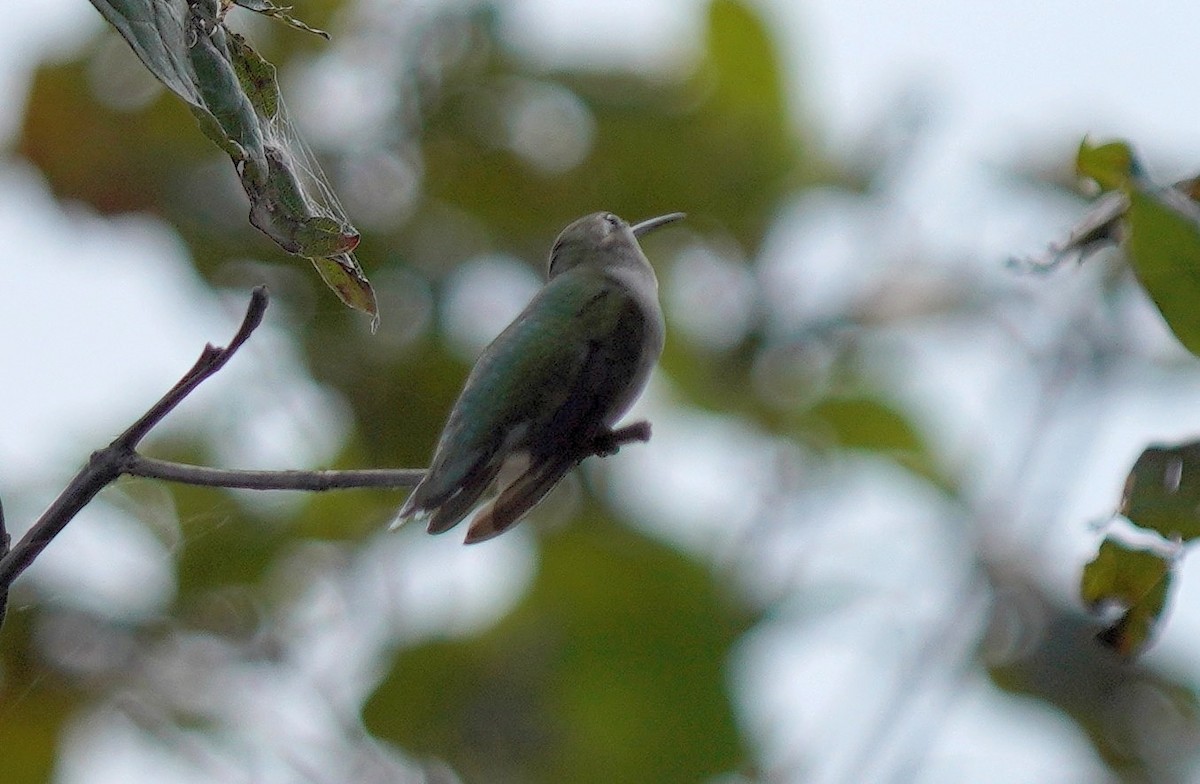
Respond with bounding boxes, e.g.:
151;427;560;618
707;0;784;124
808;397;923;453
0;686;74;784
0;607;96;784
1033;139;1200;358
1125;187;1200;356
363;514;751;784
19;57;208;214
1080;537;1172;657
0;608;83;784
1120;442;1200;541
1018;137;1138;269
1076;138;1137;192
421;0;814;262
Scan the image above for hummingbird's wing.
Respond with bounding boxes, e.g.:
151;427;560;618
396;269;651;538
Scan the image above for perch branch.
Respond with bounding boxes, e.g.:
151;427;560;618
0;285;655;614
122;454;424;490
120;419;651;491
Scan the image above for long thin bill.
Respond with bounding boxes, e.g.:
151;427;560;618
631;212;686;237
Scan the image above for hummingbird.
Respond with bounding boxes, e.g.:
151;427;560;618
394;211;684;543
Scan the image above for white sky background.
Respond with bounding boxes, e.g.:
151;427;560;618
6;0;1200;781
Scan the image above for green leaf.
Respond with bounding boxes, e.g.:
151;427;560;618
1016;138;1139;270
1076;138;1137;192
1120;442;1200;540
1125;186;1200;356
227;31;281;120
311;255;379;322
87;0;375;317
188;21;268;180
86;0;202;104
1080;538;1173;657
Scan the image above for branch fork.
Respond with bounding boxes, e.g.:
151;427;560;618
0;287;412;602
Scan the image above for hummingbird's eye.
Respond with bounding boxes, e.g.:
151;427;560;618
603;213;620;230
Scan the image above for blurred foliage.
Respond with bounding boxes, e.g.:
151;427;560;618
1076;138;1140;191
1121;442;1200;542
9;0;1200;782
1080;538;1172;656
0;608;77;784
1066;138;1200;357
1125;186;1200;356
1044;139;1200;656
364;511;748;783
1077;440;1200;657
987;583;1200;779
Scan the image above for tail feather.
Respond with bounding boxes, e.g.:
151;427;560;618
393;453;500;534
425;464;497;534
464;457;574;544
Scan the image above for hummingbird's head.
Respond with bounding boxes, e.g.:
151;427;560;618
548;211;684;279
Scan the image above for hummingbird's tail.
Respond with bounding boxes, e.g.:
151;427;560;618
464;456;575;544
391;455;500;534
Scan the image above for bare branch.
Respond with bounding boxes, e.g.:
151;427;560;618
117;286;269;448
123;454;423;490
0;287;285;596
0;447;125;590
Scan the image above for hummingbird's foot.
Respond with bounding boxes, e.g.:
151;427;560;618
590;420;652;458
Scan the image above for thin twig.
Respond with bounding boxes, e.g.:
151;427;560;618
123;454;424;491
118;286;268;449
